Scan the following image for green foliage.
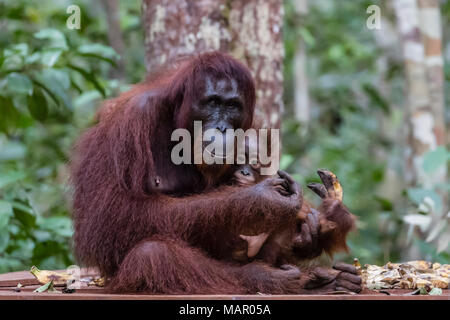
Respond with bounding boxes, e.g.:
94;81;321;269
283;0;449;265
0;0;143;272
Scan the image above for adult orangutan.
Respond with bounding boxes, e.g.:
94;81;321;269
70;51;361;294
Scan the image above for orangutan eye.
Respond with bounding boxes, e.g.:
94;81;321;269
226;99;241;110
204;96;221;106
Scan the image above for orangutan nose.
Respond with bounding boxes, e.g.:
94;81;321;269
216;125;227;133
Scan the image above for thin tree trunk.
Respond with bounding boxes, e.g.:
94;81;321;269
417;0;446;152
394;0;448;259
293;0;309;127
393;0;447;187
142;0;284;129
100;0;126;80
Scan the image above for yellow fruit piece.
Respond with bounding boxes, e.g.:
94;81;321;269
88;277;105;287
30;266;71;286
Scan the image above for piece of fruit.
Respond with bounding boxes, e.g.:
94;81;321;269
88;277;106;287
307;169;343;201
30;266;72;286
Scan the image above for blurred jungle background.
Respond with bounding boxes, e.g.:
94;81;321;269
0;0;448;273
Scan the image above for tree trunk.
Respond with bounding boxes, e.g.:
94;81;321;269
142;0;284;128
393;0;447;187
293;0;309;127
393;0;448;259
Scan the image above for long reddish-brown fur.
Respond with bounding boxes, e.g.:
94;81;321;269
70;51;360;294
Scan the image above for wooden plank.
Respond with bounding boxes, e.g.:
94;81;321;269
0;270;40;287
0;270;448;300
0;290;448;300
0;284;105;294
0;285;448;300
0;268;99;288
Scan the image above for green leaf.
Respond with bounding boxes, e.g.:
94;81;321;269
299;27;316;47
362;83;390;114
34;29;68;50
0;96;21;133
422;146;449;173
32;241;65;263
406;188;442;212
0;200;13;230
0;257;22;273
0;170;26;188
6;72;33;95
428;288;442;295
9;43;29;56
0;50;4;69
25;52;41;65
31;69;72;109
44;69;70;90
33;280;54;293
40;49;62;67
38;216;73;238
419;287;428;295
77;44;119;65
374;196;393;211
8;239;35;260
0;231;9;252
27;87;48;121
68;64;106;97
0;140;26;161
12;201;36;230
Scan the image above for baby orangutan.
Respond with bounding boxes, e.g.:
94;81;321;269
231;165;356;265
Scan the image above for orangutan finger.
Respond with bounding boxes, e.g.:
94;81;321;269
333;262;358;274
307;183;327;199
338;272;362;284
276;187;291;197
336;279;362;293
336;287;353;293
292;234;303;248
317;169;343;201
313;267;336;283
269;178;287;186
307;212;319;238
300;223;312;245
277;170;300;195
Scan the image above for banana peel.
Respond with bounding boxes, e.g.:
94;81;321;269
30;266;72;287
88;277;105;287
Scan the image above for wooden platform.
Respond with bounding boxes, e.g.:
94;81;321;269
1;269;448;300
